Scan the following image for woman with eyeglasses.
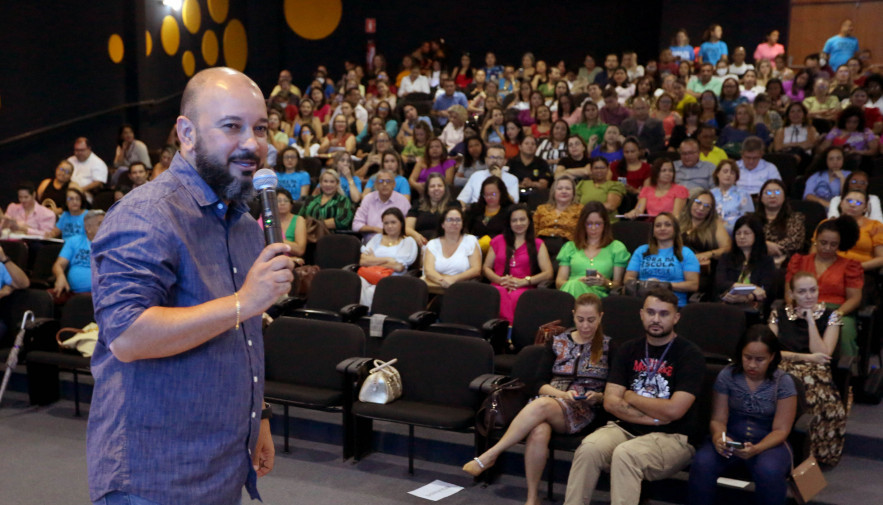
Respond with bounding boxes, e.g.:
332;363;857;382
45;188;88;239
624;212;700;306
827;170;883;222
787;216;863;360
275;147;311;201
362;149;411;201
679;190;732;266
836;189;883;272
755;179;805;268
556;201;630;299
423;207;482;288
715;215;775;310
711;159;755;233
37;160;76;216
484;204;554;321
465;176;515;254
802;146;850;210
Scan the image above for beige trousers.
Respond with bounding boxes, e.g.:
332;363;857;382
563;421;695;505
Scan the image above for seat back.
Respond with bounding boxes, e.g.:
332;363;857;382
315;234;361;269
379;330;494;407
92;190;116;212
509;344;547;384
371;276;428;319
868;176;883;198
601;295;645;348
264;317;365;390
764;153;798;190
677;302;746;362
0;289;54;347
438;282;500;329
306;269;362;311
612;220;651;254
788;199;826;253
511;289;575;353
29;243;63;284
60;293;95;329
0;240;28;271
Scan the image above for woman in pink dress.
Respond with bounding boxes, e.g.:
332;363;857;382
483;204;554;322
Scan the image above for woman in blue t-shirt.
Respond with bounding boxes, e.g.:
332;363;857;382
670;29;695;62
274;146;311;200
46;187;87;239
624;212;700;306
687;325;797;505
699;24;729;66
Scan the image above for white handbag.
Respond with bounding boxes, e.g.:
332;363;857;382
358;358;403;404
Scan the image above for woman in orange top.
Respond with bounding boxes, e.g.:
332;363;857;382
836;189;883;270
786;216;863;357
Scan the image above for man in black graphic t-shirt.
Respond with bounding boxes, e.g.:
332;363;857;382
564;288;705;505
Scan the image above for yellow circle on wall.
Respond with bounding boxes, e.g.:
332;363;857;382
208;0;229;24
161;15;180;56
223;19;248;71
182;0;201;34
202;30;219;66
284;0;341;40
182;50;196;76
145;30;153;56
108;34;124;63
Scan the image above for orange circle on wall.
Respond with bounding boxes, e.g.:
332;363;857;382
223;19;248;71
182;0;201;34
208;0;229;24
284;0;341;40
182;50;196;76
202;30;219;66
161;15;180;56
108;34;124;63
145;30;153;56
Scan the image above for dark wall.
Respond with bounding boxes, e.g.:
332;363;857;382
659;0;790;62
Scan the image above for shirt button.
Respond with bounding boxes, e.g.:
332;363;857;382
233;267;238;274
248;340;253;346
217;203;223;209
252;412;256;418
253;376;258;383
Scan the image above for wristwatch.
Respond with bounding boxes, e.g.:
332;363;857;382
525;275;532;286
261;402;273;420
0;257;9;264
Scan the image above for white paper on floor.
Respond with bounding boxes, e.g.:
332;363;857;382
408;480;464;501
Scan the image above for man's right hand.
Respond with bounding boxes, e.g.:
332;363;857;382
239;243;294;319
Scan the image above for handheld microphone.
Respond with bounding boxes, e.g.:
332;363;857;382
252;168;283;245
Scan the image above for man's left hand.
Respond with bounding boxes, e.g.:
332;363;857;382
253;418;275;477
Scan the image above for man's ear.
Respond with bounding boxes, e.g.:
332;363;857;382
176;116;196;150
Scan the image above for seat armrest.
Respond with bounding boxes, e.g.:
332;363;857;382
267;296;305;318
408;310;437;329
340;304;369;322
343;263;360;273
468;373;512;393
858;305;876;319
482;318;511;354
792;412;814;434
291;308;343;322
429;322;481;337
837;355;856;371
408;310;438;329
336;357;374;376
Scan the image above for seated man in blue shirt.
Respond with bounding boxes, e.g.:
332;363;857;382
51;209;104;295
432;78;469;127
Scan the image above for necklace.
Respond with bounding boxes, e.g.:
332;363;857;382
644;337;675;382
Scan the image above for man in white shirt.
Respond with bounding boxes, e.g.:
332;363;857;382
458;144;520;206
736;137;781;195
67;137;108;201
398;64;431;97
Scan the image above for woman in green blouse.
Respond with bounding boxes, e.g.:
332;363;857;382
298;169;355;231
556;201;630;298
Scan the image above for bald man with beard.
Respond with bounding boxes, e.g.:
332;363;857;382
88;67;294;505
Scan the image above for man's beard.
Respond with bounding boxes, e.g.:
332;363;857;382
194;140;258;206
645;324;673;339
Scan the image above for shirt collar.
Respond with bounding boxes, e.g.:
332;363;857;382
168;153;248;218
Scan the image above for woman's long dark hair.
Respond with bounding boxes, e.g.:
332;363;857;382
755;179;792;238
808;146;845;175
731;325;782;380
502;203;539;276
470;175;514;218
729;214;769;269
462;135;486;169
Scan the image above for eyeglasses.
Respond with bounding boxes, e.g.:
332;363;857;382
764;189;782;196
483;192;499;198
693;200;712;209
376;178;393;184
445;217;462;223
846;198;865;206
849;179;868;186
585;222;604;229
283;154;299;160
486;155;505;161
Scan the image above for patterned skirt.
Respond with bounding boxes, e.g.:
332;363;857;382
779;360;846;466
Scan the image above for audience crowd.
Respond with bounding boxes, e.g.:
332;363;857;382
3;19;883;505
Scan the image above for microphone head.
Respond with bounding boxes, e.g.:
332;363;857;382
252;168;278;191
